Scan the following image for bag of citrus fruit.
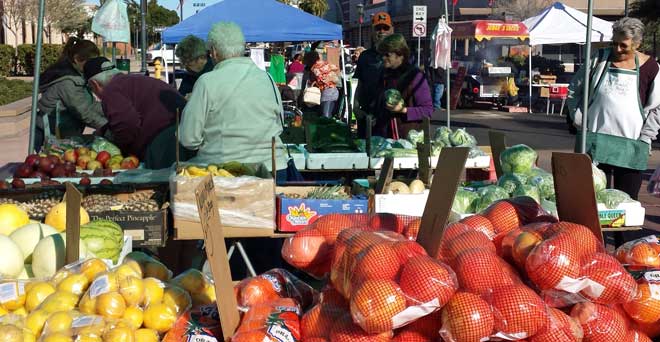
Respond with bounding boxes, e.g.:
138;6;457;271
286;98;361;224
621;270;660;326
234;268;318;311
615;235;660;270
168;268;216;307
0;279;31;317
301;286;351;341
0;313;35;342
162;304;222;342
330;229;458;334
232;297;301;342
39;313;108;341
281;213;420;278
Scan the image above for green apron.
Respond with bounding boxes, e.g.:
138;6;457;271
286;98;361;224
579;54;650;170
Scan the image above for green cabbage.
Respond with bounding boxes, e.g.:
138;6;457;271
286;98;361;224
392;139;415;150
497;173;528;194
449;128;477;147
431;142;443;156
433;126;452;146
385;89;403;107
597;189;632;209
474;185;510;213
91;137;122;156
407;130;424;146
500;144;537;174
452;188;479;214
512;183;541;203
592;164;607;192
528;168;555;200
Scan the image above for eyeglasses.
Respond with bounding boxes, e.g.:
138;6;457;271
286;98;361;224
374;25;390;32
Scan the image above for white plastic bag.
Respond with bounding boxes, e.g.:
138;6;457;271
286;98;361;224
91;0;130;43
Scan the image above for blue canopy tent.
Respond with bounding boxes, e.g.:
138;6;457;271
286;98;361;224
161;0;348;118
162;0;342;43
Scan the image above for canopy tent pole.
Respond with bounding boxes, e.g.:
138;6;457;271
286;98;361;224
528;46;532;113
140;0;147;73
444;0;451;129
339;40;350;122
580;0;594;153
28;0;46;154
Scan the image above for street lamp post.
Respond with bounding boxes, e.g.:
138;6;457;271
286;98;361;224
356;3;364;47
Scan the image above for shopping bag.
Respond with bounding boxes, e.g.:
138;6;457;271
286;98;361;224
91;0;130;43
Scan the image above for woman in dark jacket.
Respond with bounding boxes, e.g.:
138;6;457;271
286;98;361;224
374;34;433;139
36;38;105;151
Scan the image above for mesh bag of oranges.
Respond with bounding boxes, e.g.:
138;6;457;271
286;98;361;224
281;213;420;278
621;270;660;326
232;297;301;342
615;235;660;270
162;304;222;342
234;268;318;312
330;229;458;334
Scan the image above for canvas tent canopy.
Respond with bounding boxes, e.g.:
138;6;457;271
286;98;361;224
162;0;343;43
523;2;613;46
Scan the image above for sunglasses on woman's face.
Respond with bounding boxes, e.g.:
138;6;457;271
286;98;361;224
374;25;390;32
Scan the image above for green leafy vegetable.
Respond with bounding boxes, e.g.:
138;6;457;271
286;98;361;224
500;144;537;174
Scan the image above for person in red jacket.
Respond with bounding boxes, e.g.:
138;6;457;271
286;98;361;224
83;57;188;168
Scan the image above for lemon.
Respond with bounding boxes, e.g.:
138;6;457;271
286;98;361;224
143;303;176;333
0;323;23;342
25;282;56;312
39;291;79;313
51;270;72;286
123;306;144;329
57;274;90;296
1;282;26;310
40;332;74;342
81;259;109;282
0;305;8;316
172;269;207;294
141;278;164;306
122;260;144;278
162;285;191;314
23;329;37;342
11;306;27;317
191;284;217;306
0;203;30;235
25;309;50;336
96;292;126;319
102;326;135;342
114;264;142;283
134;328;159;342
78;293;97;315
77;335;102;342
44;311;73;334
77;326;105;340
119;276;144;306
144;261;171;281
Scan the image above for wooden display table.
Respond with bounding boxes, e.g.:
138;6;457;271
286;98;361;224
174;218;293;240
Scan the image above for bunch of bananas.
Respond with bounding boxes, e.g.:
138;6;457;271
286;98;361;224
178;165;235;178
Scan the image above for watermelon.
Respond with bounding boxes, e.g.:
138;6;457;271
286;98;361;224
81;220;124;262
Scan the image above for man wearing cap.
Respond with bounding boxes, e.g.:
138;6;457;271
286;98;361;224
83;56;187;168
354;11;394;138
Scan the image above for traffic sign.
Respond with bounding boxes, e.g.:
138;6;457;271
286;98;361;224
412;5;427;38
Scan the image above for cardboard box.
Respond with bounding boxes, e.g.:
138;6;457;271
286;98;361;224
276;186;369;232
89;208;167;248
597;201;646;228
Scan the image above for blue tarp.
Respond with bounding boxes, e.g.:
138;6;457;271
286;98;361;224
162;0;343;43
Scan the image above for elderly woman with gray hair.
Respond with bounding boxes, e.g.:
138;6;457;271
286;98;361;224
568;17;660;199
180;22;287;175
175;35;214;97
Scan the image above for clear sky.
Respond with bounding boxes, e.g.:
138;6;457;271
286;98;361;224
88;0;222;21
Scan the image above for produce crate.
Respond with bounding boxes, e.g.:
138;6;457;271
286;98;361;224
171;173;275;230
306;152;369;170
276;186;368;232
597;201;645;228
370;155;491;170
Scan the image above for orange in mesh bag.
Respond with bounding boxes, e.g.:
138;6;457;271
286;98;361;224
281;214;419;278
440;291;494;342
615;235;660;270
234;268;318;311
528;307;583;342
162;304;223;342
570;302;628;342
623;271;660;324
232;298;301;342
578;252;638;305
331;230;457;334
301;287;349;340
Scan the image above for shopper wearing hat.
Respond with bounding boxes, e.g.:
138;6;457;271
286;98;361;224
354;11;395;138
84;57;187;169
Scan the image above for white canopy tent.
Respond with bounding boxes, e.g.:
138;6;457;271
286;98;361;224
522;2;613;113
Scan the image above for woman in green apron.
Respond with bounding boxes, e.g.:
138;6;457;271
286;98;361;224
568;18;660;199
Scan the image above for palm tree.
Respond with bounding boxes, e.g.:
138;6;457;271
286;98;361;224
298;0;328;17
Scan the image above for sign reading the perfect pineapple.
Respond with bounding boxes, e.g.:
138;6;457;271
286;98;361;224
194;175;240;340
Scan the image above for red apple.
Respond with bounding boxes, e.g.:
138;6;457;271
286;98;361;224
39;157;54;173
25;154;40;168
96;151;111;167
63;162;76;176
11;178;25;189
79;177;91;186
51;165;67;178
63;149;78;163
47;155;60;164
99;179;113;185
29;171;47;179
14;163;33;178
76;147;90;156
0;181;9;190
77;156;92;169
87;160;102;171
120;158;137;169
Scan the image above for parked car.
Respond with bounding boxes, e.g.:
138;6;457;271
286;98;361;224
146;43;179;65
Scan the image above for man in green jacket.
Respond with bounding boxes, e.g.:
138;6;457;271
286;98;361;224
180;22;287;173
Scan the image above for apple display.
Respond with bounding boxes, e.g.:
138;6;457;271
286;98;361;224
77;156;92;169
87;160;103;171
96;151;111;167
63;149;78;163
